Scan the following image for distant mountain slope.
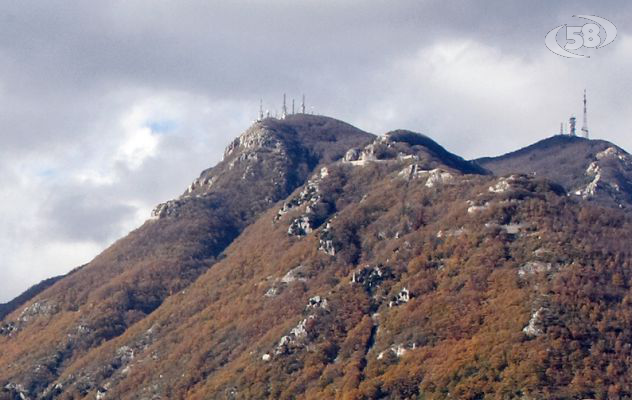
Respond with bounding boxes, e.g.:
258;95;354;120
0;271;76;321
477;135;632;210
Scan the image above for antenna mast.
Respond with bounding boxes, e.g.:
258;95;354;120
301;95;306;114
581;89;589;139
282;94;287;119
258;99;264;121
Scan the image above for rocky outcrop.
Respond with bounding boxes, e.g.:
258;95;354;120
388;287;410;308
273;296;330;356
573;147;632;205
351;265;393;293
523;307;546;337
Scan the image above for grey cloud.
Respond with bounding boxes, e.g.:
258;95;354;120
1;0;632;301
40;189;137;243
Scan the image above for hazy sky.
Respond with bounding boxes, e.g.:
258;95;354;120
1;0;631;301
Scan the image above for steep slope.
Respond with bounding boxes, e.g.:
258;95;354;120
477;135;632;210
0;115;373;398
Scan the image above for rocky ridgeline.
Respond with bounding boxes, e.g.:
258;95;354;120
149;122;291;221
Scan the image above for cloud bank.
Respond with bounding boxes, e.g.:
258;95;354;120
1;0;631;301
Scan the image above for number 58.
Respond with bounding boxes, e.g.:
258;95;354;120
565;23;601;50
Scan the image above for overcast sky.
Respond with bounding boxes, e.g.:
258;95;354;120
1;0;631;302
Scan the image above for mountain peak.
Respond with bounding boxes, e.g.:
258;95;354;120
150;115;373;219
222;114;373;161
340;129;487;175
477;134;632;209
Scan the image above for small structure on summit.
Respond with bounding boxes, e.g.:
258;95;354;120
559;90;589;139
256;94;309;121
282;93;288;119
581;89;589;139
569;115;577;136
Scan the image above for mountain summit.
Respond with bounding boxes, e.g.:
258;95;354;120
0;115;373;398
477;135;632;210
2;120;632;399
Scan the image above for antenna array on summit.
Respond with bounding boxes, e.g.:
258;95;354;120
256;94;309;121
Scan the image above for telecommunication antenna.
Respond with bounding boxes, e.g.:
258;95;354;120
301;95;306;114
282;94;287;119
581;89;589;139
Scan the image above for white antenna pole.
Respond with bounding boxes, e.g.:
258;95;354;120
581;89;589;139
292;99;295;115
282;94;287;119
301;95;306;114
259;99;264;121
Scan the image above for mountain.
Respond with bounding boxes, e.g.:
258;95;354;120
0;114;373;398
477;135;632;211
0;271;76;321
2;121;632;400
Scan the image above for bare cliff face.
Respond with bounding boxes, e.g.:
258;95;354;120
2;120;632;400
